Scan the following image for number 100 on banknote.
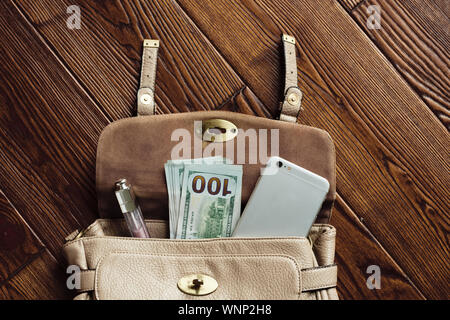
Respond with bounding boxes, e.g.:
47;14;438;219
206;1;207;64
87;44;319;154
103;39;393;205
176;165;242;239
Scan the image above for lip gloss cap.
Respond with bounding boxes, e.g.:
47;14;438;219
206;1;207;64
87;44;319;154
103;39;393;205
115;179;137;213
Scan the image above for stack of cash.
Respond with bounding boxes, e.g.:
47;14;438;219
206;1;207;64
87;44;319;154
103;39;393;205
164;157;242;239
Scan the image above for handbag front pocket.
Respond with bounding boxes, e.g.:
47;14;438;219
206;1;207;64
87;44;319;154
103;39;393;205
94;252;301;300
63;219;337;300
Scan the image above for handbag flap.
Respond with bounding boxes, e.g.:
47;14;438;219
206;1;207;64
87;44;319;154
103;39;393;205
96;111;335;223
95;252;301;300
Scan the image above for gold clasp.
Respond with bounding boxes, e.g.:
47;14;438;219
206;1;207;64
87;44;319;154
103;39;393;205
200;119;238;143
177;274;218;296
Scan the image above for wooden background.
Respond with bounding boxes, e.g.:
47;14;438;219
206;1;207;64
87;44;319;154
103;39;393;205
0;0;448;299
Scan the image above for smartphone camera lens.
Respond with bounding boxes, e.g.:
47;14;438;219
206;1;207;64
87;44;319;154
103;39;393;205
277;161;283;168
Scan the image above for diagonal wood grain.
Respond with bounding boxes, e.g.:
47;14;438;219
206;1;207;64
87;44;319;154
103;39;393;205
433;0;449;17
177;0;450;298
0;0;109;260
352;0;450;128
337;0;365;12
0;190;43;284
0;250;69;299
14;0;244;120
0;0;446;300
3;0;249;264
332;195;423;299
2;0;245;298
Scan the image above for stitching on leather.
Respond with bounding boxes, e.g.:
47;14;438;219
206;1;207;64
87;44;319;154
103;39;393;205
64;220;336;247
303;284;337;292
94;252;302;300
79;219;167;237
63;234;310;248
301;264;337;272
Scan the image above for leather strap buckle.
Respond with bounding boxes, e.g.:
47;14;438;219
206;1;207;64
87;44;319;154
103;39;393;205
279;34;303;123
137;39;159;116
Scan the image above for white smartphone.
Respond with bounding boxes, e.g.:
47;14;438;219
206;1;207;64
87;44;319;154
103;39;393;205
232;156;329;237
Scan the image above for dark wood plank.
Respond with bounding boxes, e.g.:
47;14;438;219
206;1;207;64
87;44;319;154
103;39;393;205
3;0;246;298
337;0;365;11
352;0;450;128
0;250;69;299
4;0;250;260
5;0;446;300
333;195;423;299
434;0;449;17
15;0;244;120
0;190;43;284
177;0;450;298
218;86;272;117
0;0;109;260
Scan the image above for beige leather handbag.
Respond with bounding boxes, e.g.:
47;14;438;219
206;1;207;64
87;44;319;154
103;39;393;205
63;35;339;300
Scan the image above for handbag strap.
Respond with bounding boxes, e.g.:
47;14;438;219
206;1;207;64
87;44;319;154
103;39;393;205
279;34;303;122
137;39;160;116
75;264;337;294
136;35;303;122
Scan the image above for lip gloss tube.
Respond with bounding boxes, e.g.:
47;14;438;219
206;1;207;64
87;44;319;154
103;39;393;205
114;179;150;238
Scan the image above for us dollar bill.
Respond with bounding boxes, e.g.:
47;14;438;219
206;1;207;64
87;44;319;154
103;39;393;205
175;164;242;239
164;157;233;238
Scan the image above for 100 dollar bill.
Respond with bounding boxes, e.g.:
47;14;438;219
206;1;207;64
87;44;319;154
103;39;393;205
165;157;231;238
176;164;242;239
